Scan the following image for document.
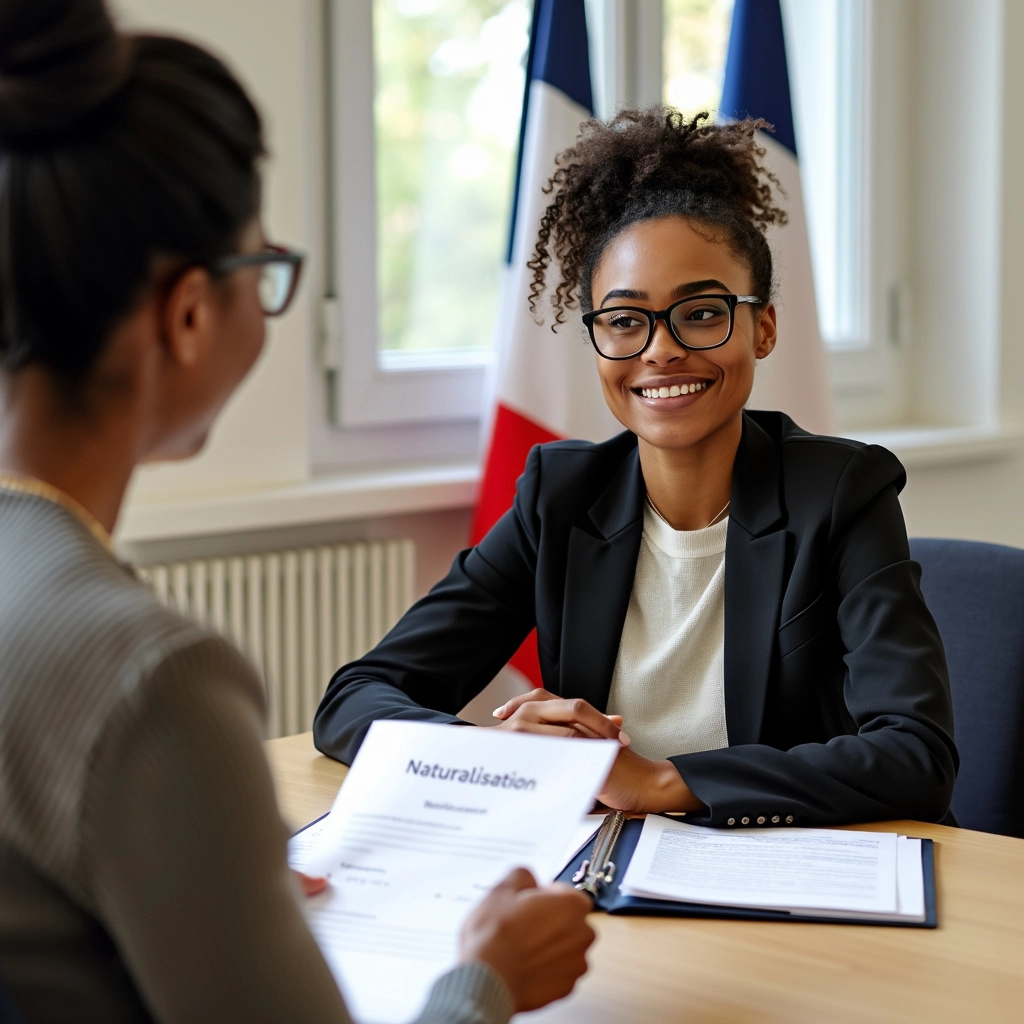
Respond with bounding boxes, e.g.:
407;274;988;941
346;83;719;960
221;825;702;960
621;815;901;914
291;721;618;1024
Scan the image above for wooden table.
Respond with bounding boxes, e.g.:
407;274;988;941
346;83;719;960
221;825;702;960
266;732;1024;1023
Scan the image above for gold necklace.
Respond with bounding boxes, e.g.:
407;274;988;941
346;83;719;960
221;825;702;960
0;472;114;553
645;492;730;531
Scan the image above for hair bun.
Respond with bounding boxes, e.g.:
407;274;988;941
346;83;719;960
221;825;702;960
0;0;130;147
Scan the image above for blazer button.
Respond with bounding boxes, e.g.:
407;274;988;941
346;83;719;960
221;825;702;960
771;815;780;824
785;815;795;824
756;816;766;824
741;816;750;825
727;817;736;826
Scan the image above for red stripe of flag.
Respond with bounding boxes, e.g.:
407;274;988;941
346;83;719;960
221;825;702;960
471;403;561;686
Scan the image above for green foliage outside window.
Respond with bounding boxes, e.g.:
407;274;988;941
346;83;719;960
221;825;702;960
374;0;530;355
663;0;734;117
372;0;734;357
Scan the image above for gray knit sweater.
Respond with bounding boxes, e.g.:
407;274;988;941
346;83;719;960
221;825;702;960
0;488;512;1024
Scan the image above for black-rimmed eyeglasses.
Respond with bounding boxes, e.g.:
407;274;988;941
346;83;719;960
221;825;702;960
211;244;305;317
581;293;763;360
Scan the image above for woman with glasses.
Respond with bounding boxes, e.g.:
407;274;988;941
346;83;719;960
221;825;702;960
315;109;957;829
0;1;596;1020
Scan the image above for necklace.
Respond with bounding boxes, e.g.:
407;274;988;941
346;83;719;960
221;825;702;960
0;472;114;553
645;492;730;531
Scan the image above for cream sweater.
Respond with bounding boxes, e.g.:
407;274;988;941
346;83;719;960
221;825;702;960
606;503;730;760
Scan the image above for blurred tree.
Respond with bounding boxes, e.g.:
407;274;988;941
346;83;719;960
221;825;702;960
374;0;733;355
375;0;530;355
663;0;733;117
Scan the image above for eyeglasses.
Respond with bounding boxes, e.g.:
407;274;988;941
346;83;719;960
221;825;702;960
211;244;305;317
581;293;763;360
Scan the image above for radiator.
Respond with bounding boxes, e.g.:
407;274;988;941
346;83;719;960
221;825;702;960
140;540;415;738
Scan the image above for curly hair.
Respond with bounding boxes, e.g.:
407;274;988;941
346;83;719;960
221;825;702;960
527;108;788;326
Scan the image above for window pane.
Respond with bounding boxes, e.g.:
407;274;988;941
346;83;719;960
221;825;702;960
663;0;734;118
663;0;868;350
374;0;530;358
785;0;866;346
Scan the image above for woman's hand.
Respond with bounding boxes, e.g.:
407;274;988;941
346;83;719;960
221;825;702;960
493;690;703;814
459;867;595;1012
595;746;704;814
492;688;631;745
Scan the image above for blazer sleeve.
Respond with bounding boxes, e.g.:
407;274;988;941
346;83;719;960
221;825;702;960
672;445;959;827
313;447;545;764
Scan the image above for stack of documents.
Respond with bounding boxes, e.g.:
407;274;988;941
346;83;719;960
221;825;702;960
558;813;935;927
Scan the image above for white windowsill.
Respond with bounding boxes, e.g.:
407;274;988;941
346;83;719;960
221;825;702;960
116;424;1024;546
844;423;1024;469
117;462;480;545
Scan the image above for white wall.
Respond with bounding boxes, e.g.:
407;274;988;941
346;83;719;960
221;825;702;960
114;0;321;499
896;0;1024;547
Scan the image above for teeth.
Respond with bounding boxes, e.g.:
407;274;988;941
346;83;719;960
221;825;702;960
640;382;708;399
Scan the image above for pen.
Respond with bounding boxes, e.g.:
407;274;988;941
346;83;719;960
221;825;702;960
573;810;625;897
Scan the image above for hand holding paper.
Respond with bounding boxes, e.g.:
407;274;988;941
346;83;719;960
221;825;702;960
292;721;618;1024
459;867;594;1013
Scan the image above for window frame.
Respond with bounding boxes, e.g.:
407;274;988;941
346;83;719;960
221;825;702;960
798;0;911;427
325;0;497;429
321;0;910;445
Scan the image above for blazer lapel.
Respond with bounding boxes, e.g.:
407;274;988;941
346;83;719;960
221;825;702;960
559;443;644;711
724;414;788;745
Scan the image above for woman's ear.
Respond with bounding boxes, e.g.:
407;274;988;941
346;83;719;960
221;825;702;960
754;303;778;359
159;266;216;368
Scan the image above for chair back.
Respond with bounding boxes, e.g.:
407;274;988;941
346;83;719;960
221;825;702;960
0;976;25;1024
910;537;1024;837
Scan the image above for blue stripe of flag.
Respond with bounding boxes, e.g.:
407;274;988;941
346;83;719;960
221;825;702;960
720;0;797;157
506;0;594;264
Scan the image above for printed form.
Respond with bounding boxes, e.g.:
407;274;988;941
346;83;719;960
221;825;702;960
289;721;618;1024
621;815;909;915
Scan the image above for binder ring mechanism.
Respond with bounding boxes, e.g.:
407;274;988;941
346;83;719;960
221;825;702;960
573;810;625;897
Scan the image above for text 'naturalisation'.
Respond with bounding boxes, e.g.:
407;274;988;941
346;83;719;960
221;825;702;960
406;759;537;791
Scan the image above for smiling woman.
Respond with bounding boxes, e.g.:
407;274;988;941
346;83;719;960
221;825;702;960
314;108;958;833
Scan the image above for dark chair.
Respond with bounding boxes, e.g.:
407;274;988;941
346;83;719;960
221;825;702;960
910;537;1024;838
0;976;25;1024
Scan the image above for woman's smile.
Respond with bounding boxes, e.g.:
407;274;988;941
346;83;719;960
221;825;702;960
631;376;714;404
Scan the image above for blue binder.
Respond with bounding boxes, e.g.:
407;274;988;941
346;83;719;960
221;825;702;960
555;815;938;928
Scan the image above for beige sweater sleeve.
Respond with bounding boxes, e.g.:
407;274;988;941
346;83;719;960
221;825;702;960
80;639;512;1024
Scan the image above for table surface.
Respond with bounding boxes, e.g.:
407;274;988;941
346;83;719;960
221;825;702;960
266;732;1024;1023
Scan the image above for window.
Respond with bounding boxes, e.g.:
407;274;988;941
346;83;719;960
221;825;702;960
663;0;733;118
659;0;907;425
326;0;528;429
325;0;908;445
785;0;868;349
661;0;868;350
374;0;529;365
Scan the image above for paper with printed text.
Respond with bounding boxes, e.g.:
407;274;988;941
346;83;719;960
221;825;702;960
289;721;617;1024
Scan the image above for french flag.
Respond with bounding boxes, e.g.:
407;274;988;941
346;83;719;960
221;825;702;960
471;0;618;688
720;0;834;433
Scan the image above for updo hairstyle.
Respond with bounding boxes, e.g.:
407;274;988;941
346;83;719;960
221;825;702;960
0;0;265;380
527;108;788;326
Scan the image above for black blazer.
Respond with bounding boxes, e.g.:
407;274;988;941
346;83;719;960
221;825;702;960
314;411;958;828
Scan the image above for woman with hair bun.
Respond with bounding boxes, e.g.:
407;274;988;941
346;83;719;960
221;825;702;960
315;109;958;828
0;1;596;1021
